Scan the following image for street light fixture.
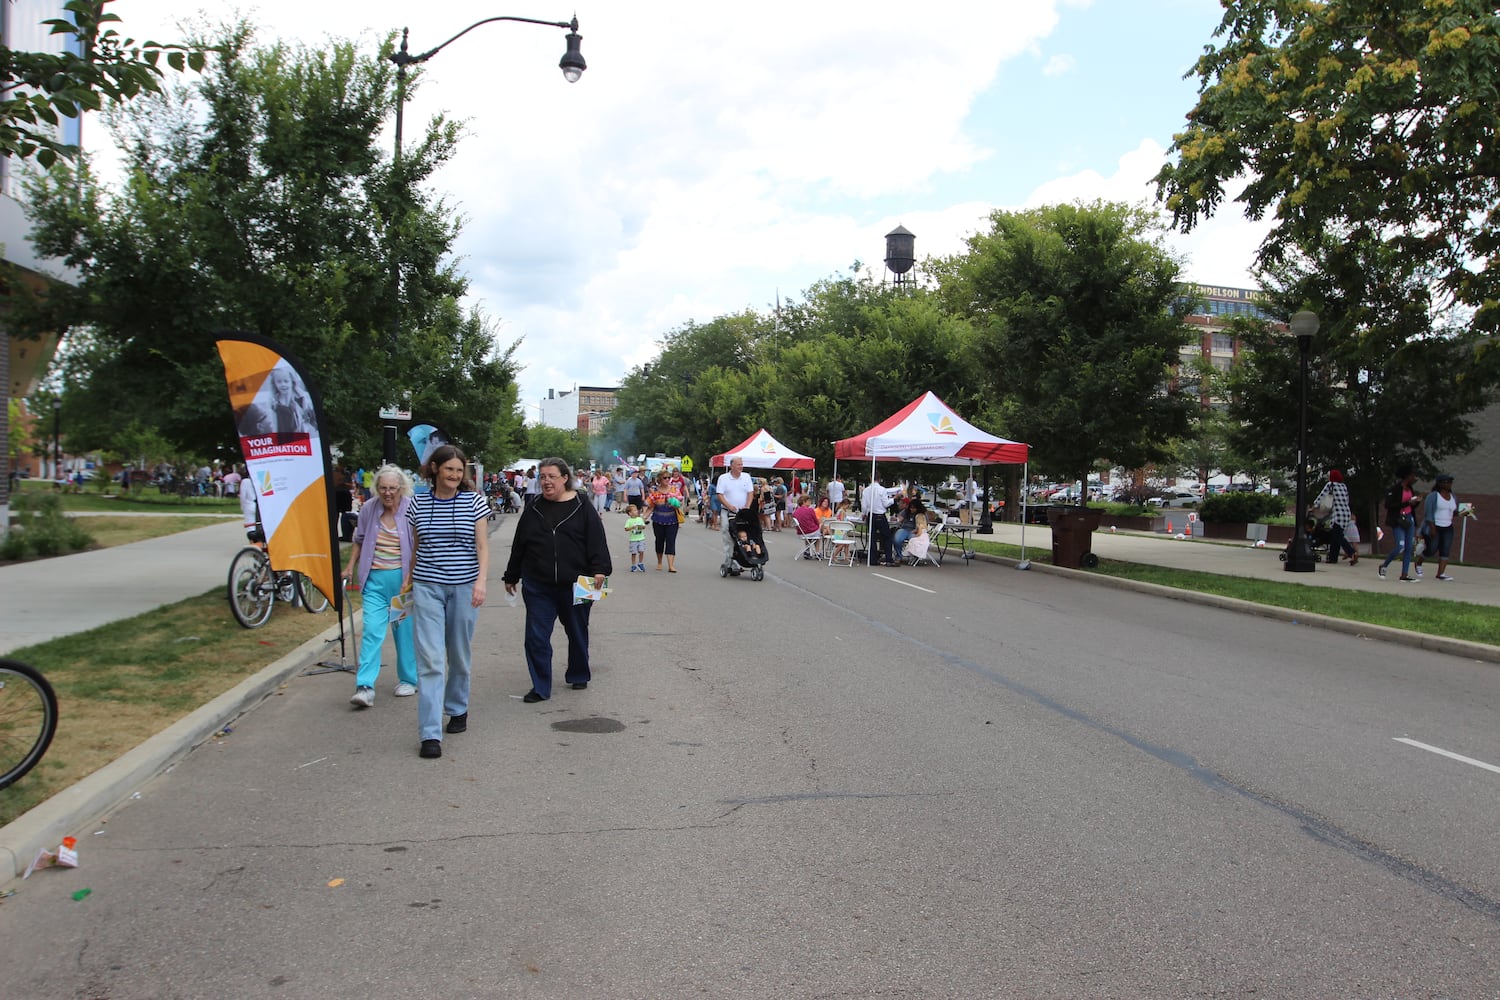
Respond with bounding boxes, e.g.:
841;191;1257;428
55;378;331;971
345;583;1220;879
382;15;586;462
1284;309;1319;573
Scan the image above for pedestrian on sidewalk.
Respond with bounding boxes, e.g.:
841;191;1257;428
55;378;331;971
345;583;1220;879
342;464;418;709
1413;473;1463;582
1313;469;1358;565
408;445;490;759
1378;465;1422;582
503;457;612;704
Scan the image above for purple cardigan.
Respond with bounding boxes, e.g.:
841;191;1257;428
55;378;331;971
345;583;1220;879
350;495;415;587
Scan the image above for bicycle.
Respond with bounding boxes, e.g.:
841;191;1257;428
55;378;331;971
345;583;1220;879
0;659;59;790
227;542;331;628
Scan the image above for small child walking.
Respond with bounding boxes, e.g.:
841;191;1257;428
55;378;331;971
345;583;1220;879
624;504;648;572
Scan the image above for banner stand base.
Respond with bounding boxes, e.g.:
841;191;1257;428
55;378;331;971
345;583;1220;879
303;636;355;676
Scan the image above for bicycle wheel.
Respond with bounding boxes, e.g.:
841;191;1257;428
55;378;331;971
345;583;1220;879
228;547;275;628
0;660;59;790
297;573;331;614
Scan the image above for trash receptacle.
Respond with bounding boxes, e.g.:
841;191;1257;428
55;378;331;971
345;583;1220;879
1048;505;1103;568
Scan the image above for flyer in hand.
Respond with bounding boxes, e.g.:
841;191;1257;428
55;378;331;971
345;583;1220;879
389;589;415;624
572;575;610;606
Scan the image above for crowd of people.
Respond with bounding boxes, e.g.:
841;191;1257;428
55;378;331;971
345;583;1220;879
332;450;1473;758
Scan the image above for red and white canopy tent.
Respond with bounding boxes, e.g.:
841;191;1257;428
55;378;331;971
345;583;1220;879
711;429;815;470
834;391;1032;565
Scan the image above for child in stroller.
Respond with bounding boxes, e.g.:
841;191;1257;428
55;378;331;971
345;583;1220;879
721;506;769;581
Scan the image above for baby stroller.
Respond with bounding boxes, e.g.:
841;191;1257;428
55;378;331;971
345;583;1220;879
721;506;769;581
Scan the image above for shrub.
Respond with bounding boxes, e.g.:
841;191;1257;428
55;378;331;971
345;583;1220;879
1198;491;1288;523
4;490;94;560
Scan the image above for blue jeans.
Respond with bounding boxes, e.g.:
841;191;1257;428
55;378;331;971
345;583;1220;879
356;568;416;690
521;578;593;699
892;526;914;558
412;581;477;741
1381;517;1415;576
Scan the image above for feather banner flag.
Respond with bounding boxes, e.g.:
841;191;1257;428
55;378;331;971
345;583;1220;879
216;333;341;614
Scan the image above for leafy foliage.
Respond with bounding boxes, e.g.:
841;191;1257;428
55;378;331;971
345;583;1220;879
1220;233;1495;528
0;0;207;168
1155;0;1500;337
931;201;1195;499
1197;491;1286;524
17;20;524;470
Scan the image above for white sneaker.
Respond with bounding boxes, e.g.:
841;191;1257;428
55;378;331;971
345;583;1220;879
393;682;417;697
350;687;374;708
1415;565;1424;578
1437;573;1455;582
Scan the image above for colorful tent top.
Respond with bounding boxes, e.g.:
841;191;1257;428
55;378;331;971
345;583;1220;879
711;428;816;470
834;391;1029;465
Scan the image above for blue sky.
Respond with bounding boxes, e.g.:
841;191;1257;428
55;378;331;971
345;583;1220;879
89;1;1269;421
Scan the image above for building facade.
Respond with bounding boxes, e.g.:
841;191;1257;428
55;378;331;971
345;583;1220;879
537;385;619;433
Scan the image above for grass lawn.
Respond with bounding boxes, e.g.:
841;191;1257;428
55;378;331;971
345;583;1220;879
0;584;361;826
75;515;239;549
11;483;240;514
967;537;1500;647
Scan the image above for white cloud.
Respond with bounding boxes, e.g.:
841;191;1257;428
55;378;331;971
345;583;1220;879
1042;54;1075;77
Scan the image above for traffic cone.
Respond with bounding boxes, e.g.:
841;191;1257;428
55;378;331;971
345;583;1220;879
1166;518;1173;534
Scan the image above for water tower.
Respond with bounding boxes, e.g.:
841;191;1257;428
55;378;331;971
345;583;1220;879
884;225;916;291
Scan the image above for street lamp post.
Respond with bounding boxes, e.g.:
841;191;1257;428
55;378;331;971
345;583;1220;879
1284;310;1319;573
51;397;61;484
382;15;586;462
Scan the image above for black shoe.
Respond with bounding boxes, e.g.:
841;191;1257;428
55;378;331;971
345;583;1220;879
419;739;442;759
445;713;467;734
522;690;547;703
570;682;588;690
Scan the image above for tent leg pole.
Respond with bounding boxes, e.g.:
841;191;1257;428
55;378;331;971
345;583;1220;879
1017;460;1030;570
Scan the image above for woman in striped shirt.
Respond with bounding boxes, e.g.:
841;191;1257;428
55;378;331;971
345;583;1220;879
407;445;490;759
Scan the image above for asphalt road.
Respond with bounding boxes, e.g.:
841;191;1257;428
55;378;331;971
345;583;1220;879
4;517;1499;998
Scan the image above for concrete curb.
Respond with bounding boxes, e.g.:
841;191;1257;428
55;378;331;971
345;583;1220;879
982;553;1500;665
0;616;354;881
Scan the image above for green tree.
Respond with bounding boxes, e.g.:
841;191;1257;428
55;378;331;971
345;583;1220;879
523;425;591;472
931;200;1195;502
1221;233;1495;531
17;20;522;466
1155;1;1500;338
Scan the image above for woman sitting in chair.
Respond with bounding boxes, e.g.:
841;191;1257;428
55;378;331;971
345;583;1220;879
892;499;929;561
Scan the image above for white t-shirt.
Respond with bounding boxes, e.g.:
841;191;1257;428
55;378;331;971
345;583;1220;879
826;479;845;505
1433;492;1458;528
863;482;891;514
716;471;756;511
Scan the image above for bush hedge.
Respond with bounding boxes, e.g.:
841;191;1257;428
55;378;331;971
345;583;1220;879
1198;491;1288;523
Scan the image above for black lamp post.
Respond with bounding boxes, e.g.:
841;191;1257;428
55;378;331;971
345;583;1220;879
1284;310;1319;573
51;397;61;483
382;15;586;463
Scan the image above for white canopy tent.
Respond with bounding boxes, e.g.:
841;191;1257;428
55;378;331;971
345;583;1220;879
833;391;1032;566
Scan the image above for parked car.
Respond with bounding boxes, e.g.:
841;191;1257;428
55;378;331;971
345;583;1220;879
1150;489;1200;508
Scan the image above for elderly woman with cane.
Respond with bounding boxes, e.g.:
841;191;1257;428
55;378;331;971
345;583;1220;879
341;464;418;708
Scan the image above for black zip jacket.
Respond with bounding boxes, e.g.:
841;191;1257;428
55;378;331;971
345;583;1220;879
503;493;613;586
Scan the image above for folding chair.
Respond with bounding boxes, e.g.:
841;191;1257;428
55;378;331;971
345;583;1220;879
825;522;856;567
796;524;824;560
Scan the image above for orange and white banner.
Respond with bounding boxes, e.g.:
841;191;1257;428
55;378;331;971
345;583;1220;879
216;334;341;614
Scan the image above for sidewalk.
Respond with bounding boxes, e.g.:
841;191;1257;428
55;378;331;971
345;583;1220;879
0;520;250;655
980;521;1500;606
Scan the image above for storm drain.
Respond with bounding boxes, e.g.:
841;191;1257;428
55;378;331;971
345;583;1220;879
551;716;626;734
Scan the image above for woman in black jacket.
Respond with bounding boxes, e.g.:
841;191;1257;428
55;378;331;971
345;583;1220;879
503;457;613;702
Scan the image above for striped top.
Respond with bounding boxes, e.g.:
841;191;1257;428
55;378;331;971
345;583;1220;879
371;521;403;571
407;490;490;585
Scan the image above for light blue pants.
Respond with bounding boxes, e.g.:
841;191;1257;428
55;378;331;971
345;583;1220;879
412;581;477;742
356;568;416;690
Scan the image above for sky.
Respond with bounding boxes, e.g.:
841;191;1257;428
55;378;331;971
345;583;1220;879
89;0;1272;423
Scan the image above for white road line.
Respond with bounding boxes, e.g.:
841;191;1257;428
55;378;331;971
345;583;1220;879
1393;737;1500;775
872;573;935;593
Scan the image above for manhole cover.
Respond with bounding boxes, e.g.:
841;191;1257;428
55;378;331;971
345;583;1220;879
551;716;626;734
